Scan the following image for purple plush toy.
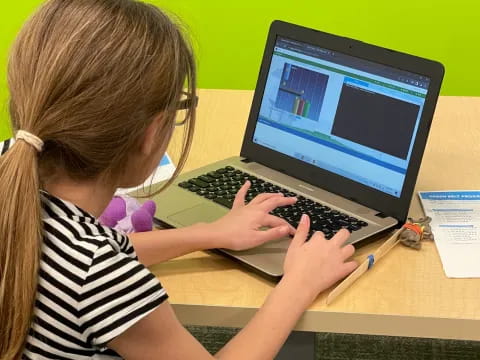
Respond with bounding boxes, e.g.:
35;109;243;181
99;195;156;233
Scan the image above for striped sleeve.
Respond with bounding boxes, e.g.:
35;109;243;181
79;242;168;347
1;138;14;156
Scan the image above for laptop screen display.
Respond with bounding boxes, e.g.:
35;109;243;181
252;36;431;198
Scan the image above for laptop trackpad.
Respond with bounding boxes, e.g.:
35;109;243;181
168;203;228;226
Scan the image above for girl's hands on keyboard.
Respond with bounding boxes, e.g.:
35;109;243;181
282;214;358;304
210;181;297;251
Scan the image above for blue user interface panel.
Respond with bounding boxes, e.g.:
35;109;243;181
253;37;431;198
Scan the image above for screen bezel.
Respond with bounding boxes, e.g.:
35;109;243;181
240;20;445;222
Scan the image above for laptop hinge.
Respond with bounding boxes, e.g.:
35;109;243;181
375;212;388;219
241;157;254;163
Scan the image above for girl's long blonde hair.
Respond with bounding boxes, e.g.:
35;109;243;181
0;0;196;358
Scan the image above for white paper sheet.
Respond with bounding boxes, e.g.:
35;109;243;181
116;153;176;195
419;191;480;278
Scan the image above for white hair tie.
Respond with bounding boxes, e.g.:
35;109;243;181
15;130;44;152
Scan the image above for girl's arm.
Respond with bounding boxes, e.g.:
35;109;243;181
109;217;357;360
129;183;297;266
108;279;308;360
128;223;224;266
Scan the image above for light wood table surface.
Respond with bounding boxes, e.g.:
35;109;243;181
150;89;480;341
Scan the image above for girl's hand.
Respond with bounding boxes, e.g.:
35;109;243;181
282;214;358;304
210;181;297;251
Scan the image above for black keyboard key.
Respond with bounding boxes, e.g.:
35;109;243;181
205;193;216;200
216;168;227;174
359;221;368;227
178;182;192;189
208;171;223;179
328;222;341;230
304;205;315;212
189;185;199;192
312;206;325;214
311;220;323;231
287;217;299;226
311;215;326;223
199;175;215;183
279;207;290;216
189;178;209;188
348;224;361;232
225;166;235;171
291;211;301;219
214;197;234;209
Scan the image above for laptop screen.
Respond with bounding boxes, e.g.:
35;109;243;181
252;36;431;198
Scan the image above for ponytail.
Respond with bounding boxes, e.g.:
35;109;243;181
0;140;42;359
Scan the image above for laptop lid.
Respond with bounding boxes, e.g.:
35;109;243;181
241;20;444;223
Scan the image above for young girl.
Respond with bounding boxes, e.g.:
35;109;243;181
0;1;357;359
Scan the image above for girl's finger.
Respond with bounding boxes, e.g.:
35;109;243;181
249;192;283;205
331;228;350;247
341;243;355;260
252;225;291;247
262;214;296;235
290;214;310;248
340;260;359;278
232;181;251;209
258;196;297;212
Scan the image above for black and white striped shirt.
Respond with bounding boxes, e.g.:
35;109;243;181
1;138;168;359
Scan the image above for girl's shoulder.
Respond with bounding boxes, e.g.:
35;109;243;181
41;190;137;263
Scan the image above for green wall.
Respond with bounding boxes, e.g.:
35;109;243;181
1;0;479;140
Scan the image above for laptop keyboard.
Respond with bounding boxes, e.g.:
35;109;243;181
178;166;368;239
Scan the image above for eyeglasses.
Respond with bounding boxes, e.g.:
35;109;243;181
175;92;199;127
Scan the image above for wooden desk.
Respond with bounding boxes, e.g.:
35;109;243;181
151;89;480;341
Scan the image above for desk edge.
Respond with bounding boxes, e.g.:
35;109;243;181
173;304;479;341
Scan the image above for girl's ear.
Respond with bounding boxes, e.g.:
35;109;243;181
141;113;165;156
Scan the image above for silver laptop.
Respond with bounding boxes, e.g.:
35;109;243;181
151;21;444;279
